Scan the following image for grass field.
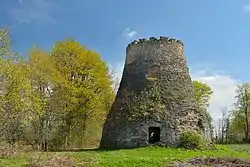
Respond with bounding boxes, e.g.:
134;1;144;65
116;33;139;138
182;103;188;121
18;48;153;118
226;144;250;153
1;145;250;167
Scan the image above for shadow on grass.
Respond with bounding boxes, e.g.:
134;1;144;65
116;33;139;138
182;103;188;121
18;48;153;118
50;146;151;152
50;147;126;152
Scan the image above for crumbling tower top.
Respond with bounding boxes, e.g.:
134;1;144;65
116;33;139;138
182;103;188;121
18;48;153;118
125;36;184;65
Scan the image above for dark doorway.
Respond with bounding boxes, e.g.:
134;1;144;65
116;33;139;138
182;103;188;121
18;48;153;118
148;127;160;143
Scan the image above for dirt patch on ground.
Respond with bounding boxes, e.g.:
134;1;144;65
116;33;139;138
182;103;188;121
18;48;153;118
169;157;250;167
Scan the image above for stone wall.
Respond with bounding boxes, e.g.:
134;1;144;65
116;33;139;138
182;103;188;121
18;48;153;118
100;36;206;149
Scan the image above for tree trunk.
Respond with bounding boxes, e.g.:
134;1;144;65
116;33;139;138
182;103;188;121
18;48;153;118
245;106;249;143
65;118;72;150
243;87;249;143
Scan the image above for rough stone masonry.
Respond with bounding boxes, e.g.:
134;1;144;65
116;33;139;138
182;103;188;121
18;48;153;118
100;36;206;149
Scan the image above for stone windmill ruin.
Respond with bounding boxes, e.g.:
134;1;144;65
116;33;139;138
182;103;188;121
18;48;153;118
100;36;206;149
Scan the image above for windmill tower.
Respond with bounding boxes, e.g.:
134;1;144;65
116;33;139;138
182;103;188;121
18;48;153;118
100;37;205;149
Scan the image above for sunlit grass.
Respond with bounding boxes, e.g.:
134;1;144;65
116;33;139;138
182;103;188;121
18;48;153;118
1;145;250;167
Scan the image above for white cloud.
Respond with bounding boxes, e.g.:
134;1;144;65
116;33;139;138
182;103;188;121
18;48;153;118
110;62;240;122
243;4;250;12
191;70;240;120
9;0;57;24
122;28;138;40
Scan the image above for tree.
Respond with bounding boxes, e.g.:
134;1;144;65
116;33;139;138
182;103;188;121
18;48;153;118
1;61;31;144
216;106;230;143
192;80;213;140
50;39;115;149
23;47;61;150
0;27;31;145
0;27;11;96
0;27;11;59
233;83;250;142
227;109;245;143
192;80;213;110
0;29;115;150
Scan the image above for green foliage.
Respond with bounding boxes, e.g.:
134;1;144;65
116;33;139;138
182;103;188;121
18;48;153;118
235;83;250;109
23;47;60;150
0;28;30;143
192;80;213;124
0;28;31;146
179;130;208;150
0;29;115;150
192;80;213;110
121;83;162;121
228;83;250;143
192;80;214;139
227;109;245;143
0;27;11;59
49;39;115;149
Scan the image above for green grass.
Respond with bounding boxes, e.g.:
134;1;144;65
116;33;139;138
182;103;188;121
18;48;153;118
1;145;250;167
225;144;250;153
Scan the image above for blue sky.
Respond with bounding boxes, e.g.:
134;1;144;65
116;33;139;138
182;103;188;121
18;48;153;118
1;0;250;121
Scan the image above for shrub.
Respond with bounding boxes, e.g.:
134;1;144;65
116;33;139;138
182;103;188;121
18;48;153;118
179;130;208;150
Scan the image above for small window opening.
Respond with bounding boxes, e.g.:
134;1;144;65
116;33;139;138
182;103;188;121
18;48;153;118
148;127;160;143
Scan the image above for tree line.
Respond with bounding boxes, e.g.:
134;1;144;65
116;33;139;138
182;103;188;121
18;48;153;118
215;83;250;144
0;27;115;151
